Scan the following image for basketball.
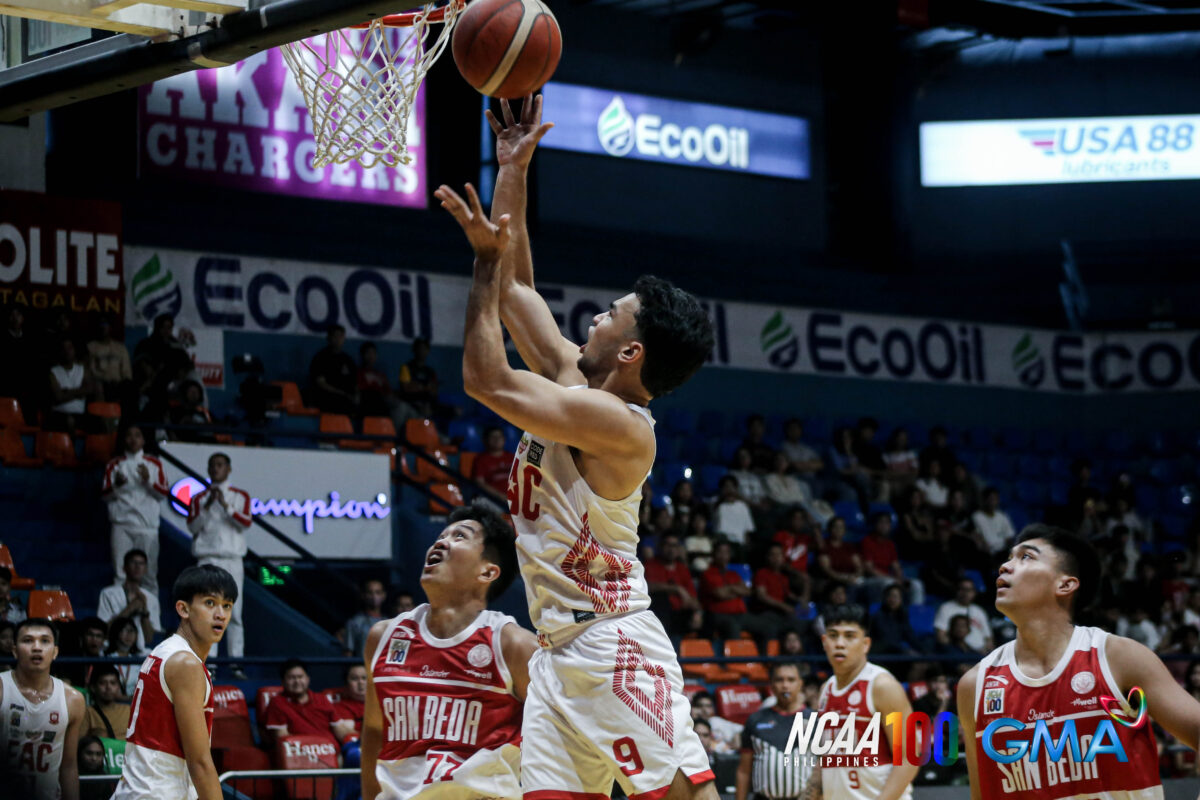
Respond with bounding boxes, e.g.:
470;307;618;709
451;0;562;99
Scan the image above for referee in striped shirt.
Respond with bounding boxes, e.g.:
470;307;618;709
737;661;813;800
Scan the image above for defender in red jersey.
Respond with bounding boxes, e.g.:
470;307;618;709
360;503;537;800
802;604;918;800
112;564;237;800
958;524;1200;800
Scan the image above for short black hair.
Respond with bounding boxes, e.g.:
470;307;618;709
79;616;107;635
692;718;712;734
824;603;868;632
0;566;10;583
344;662;367;682
632;275;714;398
983;486;1000;499
327;324;345;337
153;313;174;328
691;690;714;706
769;661;802;680
173;564;239;605
1016;524;1100;618
89;663;122;687
280;657;308;680
123;549;148;568
208;452;231;467
15;618;59;645
359;341;376;356
448;501;518;602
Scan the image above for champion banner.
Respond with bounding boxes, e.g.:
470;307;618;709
124;246;1200;395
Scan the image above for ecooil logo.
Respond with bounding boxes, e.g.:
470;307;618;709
761;311;799;370
598;97;635;157
1012;333;1045;388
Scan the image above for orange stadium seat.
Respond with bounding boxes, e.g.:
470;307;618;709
458;451;477;480
429;483;464;513
320;413;370;451
86;402;122;432
682;683;706;701
28;589;74;621
362;416;396;439
679;640;739;683
724;639;769;683
415;450;453;485
0;544;35;590
212;685;249;717
0;398;36;433
766;639;780;657
276;735;338;799
216;745;273;800
715;684;762;724
405;418;442;451
0;428;40;468
272;381;319;416
36;432;77;467
83;433;117;465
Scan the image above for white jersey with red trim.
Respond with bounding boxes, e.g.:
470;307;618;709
112;634;214;800
102;451;169;530
187;480;252;558
0;671;69;800
507;388;654;637
817;662;913;800
972;626;1161;800
370;604;523;800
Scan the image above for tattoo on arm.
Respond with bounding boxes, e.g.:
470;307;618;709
801;768;822;800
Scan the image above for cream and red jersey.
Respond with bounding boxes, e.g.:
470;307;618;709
102;451;169;530
508;388;655;638
112;634;213;800
187;480;252;558
0;671;69;800
817;661;891;767
972;626;1161;800
370;604;523;799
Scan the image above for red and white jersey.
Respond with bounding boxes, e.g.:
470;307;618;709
102;451;169;530
972;626;1161;800
370;604;523;800
818;662;912;800
112;634;214;800
187;480;252;558
0;671;69;800
508;389;654;637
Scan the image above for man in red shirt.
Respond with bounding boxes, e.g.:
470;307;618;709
264;659;348;743
470;427;514;506
644;533;701;636
701;540;774;646
753;543;805;637
332;664;366;740
860;512;924;605
773;507;817;601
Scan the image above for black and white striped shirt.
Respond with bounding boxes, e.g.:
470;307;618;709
741;706;814;800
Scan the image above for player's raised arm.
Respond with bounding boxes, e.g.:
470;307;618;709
871;671;920;800
164;652;222;800
500;622;538;701
60;685;86;800
1107;634;1200;749
487;95;581;384
956;665;982;800
360;620;389;800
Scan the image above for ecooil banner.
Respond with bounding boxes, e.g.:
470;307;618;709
125;245;1200;395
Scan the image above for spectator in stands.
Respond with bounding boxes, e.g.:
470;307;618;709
132;313;189;420
939;489;975;534
920;426;957;476
1106;495;1145;539
103;616;143;699
852;417;887;491
764;451;814;512
882;427;919;495
332;664;367;740
309;324;358;416
753;543;804;633
84;665;131;741
711;475;756;550
265;658;347;742
810;581;848;640
817;516;863;588
690;691;741;754
1185;661;1200;704
0;620;14;671
1119;603;1162;651
470;427;514;507
102;424;168;590
1077;497;1105;541
869;584;920;656
397;337;438;419
692;718;716;760
341;578;387;659
860;512;923;605
936;614;983;667
385;587;416;618
933;579;993;653
922;524;965;599
915;457;949;508
59;616;108;688
670;479;703;518
166;380;216;442
684;509;714;573
897;486;936;562
971;487;1015;557
737;662;812;800
0;306;40;423
950;461;982;512
645;533;702;637
729;447;771;512
0;567;26;623
700;540;775;646
740;414;776;472
357;341;415;430
828;427;872;510
187;451;252;678
47;338;96;432
97;548;160;653
87;315;133;413
78;735;111;800
774;507;817;602
780;418;826;497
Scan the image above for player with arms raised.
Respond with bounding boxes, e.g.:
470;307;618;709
801;604;918;800
111;564;237;800
360;502;537;800
433;94;717;800
0;618;86;800
958;525;1200;800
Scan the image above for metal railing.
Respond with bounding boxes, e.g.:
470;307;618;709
218;767;360;800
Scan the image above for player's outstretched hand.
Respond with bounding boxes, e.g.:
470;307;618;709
434;183;511;264
487;94;554;170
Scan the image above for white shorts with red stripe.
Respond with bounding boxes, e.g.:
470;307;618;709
521;611;714;800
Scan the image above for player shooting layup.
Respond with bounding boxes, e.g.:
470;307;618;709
959;525;1200;800
360;503;537;800
112;564;237;800
434;94;717;800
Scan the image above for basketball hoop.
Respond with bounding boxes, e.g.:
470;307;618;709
280;0;466;168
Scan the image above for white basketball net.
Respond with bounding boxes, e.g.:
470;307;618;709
280;1;462;168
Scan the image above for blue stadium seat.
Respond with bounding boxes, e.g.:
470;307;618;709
655;432;682;462
1134;485;1163;515
1031;429;1063;455
1143;431;1182;458
833;501;865;531
1000;428;1033;452
909;605;937;636
868;602;881;616
1104;431;1136;457
729;563;753;586
1148;460;1182;485
962;569;986;593
1048;481;1071;507
868;502;898;528
719;436;742;465
700;466;728;496
663;408;696;436
1014;480;1049;507
1007;505;1030;533
1160;514;1189;539
680;436;713;464
956;450;983;474
439;391;474;416
1162;486;1196;515
904;422;930;448
502;425;521;453
803;418;833;445
698;410;726;437
1046;456;1072;478
1017;456;1047;479
982;453;1018;480
796;602;818;621
654;461;691;491
965;426;997;450
446;419;483;452
1063;430;1094;457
